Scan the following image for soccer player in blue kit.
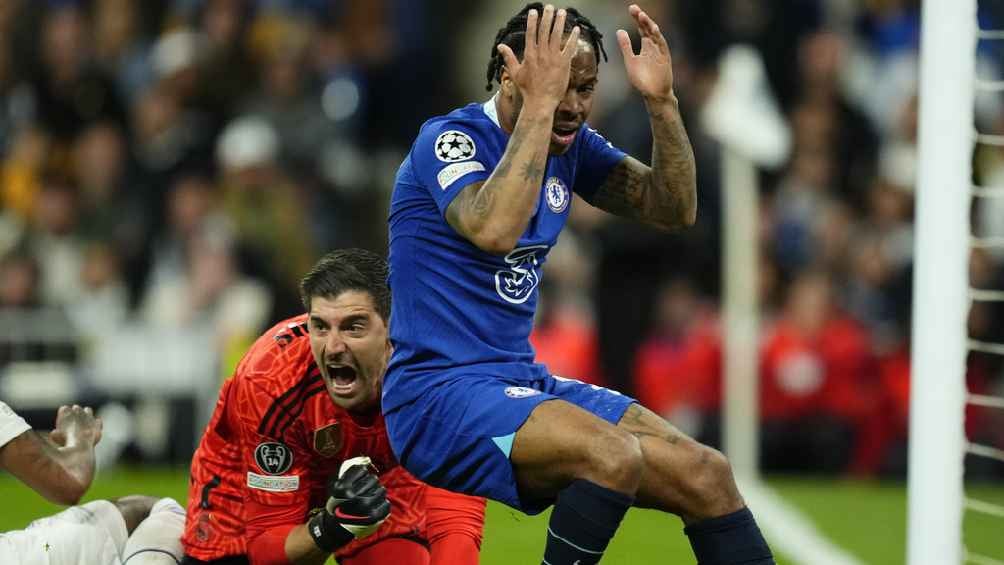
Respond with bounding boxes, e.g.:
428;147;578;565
384;3;775;564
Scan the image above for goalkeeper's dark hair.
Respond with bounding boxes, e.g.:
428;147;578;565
485;2;607;91
300;248;390;322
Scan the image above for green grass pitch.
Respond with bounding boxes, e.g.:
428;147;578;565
1;467;1001;564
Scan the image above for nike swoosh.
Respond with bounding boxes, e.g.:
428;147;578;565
334;507;370;521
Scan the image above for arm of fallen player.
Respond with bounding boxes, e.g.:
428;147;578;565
0;405;101;505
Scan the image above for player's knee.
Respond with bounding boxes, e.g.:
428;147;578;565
687;446;743;513
113;495;158;534
581;427;643;493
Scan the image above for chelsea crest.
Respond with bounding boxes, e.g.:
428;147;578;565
544;176;569;213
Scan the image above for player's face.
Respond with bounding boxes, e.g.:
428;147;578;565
307;290;391;413
504;39;598;156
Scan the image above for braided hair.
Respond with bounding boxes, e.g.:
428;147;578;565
485;3;608;92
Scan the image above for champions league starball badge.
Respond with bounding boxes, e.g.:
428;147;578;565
434;130;477;162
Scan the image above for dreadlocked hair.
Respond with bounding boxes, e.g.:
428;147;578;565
485;3;608;92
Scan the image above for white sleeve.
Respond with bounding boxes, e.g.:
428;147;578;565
0;400;31;449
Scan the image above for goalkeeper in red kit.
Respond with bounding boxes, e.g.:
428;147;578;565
180;249;485;565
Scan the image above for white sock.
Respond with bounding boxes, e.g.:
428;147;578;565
122;498;186;564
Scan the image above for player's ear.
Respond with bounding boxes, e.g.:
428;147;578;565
500;68;514;97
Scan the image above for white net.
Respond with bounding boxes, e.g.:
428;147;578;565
959;9;1004;565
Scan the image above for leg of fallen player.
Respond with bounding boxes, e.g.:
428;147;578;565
616;404;774;564
121;496;186;564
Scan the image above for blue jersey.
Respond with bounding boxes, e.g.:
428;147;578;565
384;98;625;411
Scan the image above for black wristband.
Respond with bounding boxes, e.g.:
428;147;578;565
307;510;354;553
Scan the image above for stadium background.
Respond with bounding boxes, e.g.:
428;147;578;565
0;0;1001;563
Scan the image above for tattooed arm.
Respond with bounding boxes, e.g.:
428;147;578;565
589;98;696;231
592;4;697;230
445;6;580;255
445;103;552;255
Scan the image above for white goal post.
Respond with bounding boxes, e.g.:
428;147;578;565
908;1;976;564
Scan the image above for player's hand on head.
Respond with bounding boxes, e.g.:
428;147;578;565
54;405;103;447
497;4;581;108
617;3;675;104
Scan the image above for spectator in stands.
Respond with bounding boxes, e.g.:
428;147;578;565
216;115;314;316
0;249;40;309
760;271;874;473
31;5;127;140
1;127;49;225
92;0;151;104
791;31;879;210
140;224;271;370
72;121;153;299
27;176;85;307
66;242;129;342
633;278;722;445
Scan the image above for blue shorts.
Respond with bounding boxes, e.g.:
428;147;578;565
384;373;636;515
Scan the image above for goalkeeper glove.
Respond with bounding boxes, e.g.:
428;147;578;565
307;456;391;553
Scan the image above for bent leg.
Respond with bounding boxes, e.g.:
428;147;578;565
425;486;485;564
339;537;429;565
122;497;186;564
511;399;642;500
512;399;642;565
114;495;159;534
616;403;742;522
617;403;774;564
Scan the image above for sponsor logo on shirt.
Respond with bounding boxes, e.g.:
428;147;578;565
495;245;548;304
505;386;541;399
247;472;300;492
254;442;293;475
434;130;476;162
544;176;569;213
437;161;486;189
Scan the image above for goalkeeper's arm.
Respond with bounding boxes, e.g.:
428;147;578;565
247;459;391;565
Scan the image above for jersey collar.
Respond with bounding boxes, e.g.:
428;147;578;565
482;93;502;130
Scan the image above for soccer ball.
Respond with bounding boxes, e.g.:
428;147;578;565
435;131;476;162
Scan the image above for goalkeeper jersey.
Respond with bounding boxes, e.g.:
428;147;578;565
182;314;425;561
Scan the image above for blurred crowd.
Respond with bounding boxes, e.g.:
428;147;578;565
0;0;1002;476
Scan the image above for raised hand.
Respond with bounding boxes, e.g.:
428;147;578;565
497;4;581;109
307;457;391;552
617;4;675;104
51;405;103;448
324;462;391;539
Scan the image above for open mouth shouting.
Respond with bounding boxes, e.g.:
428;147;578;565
326;364;359;397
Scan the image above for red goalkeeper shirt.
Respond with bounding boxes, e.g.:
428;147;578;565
183;315;431;561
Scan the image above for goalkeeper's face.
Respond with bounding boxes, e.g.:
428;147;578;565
307;290;392;413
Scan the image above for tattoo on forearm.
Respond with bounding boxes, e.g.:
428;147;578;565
650;109;696;220
591;106;696;229
590;160;649;216
521;156;545;182
446;119;550;239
